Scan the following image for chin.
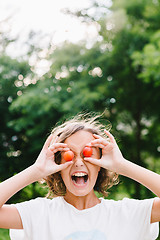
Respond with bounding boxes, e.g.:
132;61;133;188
66;185;95;198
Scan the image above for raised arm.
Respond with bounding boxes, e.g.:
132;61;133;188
84;130;160;223
0;165;42;229
0;135;72;229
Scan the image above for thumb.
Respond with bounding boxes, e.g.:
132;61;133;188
84;157;102;167
57;161;73;171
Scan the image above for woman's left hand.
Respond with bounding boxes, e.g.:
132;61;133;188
84;130;125;173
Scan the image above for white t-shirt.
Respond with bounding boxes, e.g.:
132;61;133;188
10;197;159;240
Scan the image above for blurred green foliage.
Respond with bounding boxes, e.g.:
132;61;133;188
0;0;160;204
0;0;160;238
0;229;10;240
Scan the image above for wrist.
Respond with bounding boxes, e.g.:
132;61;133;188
31;163;46;181
117;158;132;176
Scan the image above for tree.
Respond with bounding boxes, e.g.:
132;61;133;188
0;54;31;178
61;0;160;198
98;0;160;198
7;0;160;202
0;19;32;180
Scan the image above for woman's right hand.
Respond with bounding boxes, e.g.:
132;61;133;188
34;135;73;179
0;134;73;229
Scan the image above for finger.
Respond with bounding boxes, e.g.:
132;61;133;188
53;135;59;143
49;143;68;150
89;143;108;148
93;133;110;143
93;134;101;139
57;161;73;171
87;141;109;149
91;139;109;145
84;157;102;167
49;135;59;147
52;147;70;153
88;139;109;150
104;130;116;143
43;134;53;149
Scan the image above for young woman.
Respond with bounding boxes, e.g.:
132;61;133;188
0;114;159;239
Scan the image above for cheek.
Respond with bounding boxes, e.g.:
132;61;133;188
60;166;71;184
60;166;66;179
86;162;100;176
95;166;101;175
61;168;67;179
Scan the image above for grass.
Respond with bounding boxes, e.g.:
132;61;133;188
0;229;10;240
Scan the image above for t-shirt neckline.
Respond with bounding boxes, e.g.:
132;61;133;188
61;197;103;213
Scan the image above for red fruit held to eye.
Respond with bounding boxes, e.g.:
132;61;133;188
63;150;74;161
83;146;93;157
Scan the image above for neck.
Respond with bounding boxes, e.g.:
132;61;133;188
64;190;101;210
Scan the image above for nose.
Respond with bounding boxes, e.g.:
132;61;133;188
74;156;84;168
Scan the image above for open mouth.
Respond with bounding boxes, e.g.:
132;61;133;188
71;172;88;186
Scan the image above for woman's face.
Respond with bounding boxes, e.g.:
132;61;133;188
60;130;100;197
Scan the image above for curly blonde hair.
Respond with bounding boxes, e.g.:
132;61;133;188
45;113;119;198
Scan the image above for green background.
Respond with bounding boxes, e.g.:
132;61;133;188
0;0;160;238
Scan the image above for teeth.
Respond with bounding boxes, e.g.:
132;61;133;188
72;172;87;177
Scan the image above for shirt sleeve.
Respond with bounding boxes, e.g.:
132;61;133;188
122;198;159;239
11;198;49;239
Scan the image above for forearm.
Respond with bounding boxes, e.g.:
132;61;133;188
119;159;160;198
0;164;41;208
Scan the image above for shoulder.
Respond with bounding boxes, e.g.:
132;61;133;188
14;197;63;214
101;197;155;214
12;197;64;223
101;197;155;205
15;197;51;207
100;197;156;225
